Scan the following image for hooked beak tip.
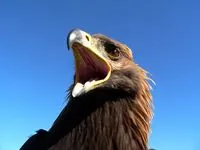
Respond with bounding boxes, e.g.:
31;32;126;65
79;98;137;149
67;28;82;50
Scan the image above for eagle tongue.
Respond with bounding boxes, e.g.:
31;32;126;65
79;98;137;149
72;83;84;97
72;80;96;97
84;80;96;88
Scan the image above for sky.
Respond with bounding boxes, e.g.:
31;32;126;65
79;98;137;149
0;0;200;150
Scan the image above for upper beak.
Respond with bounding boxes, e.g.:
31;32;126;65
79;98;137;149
67;29;92;50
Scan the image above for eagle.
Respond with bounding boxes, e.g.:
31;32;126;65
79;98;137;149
20;29;153;150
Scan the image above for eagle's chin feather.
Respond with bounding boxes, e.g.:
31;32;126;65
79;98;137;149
49;64;153;150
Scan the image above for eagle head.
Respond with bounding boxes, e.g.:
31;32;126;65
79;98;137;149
67;29;146;98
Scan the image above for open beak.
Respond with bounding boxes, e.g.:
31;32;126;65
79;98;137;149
67;29;111;97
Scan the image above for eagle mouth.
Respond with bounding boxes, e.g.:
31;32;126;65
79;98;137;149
71;43;111;97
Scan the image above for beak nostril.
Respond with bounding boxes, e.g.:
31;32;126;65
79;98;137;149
85;35;90;41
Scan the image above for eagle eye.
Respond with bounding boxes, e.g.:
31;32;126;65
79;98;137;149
104;42;120;60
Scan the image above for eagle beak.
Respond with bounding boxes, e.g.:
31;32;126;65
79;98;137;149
67;29;111;97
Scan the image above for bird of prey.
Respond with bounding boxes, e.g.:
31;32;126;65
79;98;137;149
20;29;153;150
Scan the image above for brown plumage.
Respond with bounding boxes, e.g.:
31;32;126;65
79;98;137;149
20;29;153;150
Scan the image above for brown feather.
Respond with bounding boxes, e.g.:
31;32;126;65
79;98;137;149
49;66;153;150
19;30;154;150
48;33;154;150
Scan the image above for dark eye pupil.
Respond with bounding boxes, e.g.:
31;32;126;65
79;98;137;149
104;42;120;58
110;49;119;57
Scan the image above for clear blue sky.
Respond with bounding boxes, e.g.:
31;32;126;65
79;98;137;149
0;1;200;150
